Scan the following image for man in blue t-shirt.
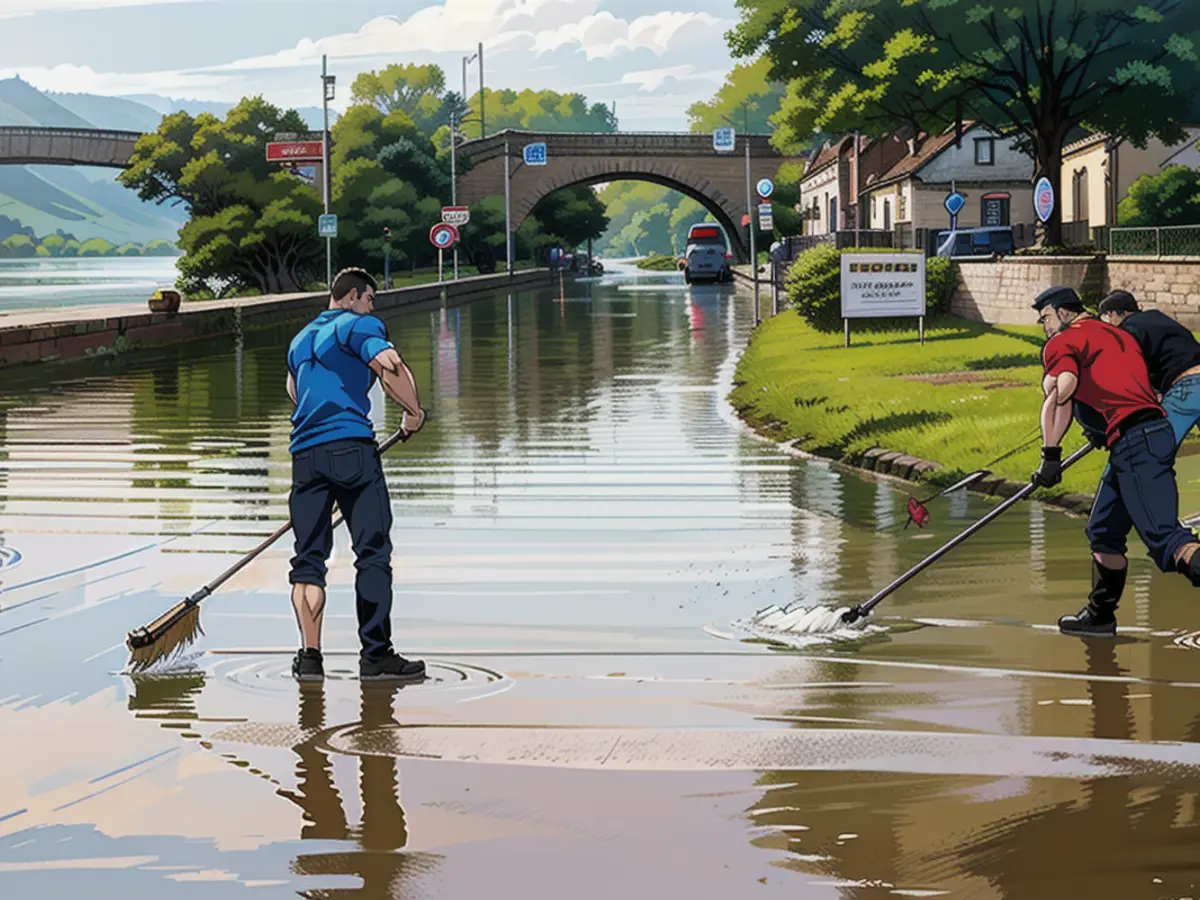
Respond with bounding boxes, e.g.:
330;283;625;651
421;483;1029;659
285;267;426;682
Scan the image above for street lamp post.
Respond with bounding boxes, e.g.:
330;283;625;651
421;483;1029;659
321;55;336;289
450;111;459;281
504;138;512;276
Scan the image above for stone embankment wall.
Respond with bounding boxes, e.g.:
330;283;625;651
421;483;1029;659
0;268;554;369
952;256;1200;327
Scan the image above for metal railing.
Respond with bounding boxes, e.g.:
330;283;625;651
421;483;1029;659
1110;224;1200;257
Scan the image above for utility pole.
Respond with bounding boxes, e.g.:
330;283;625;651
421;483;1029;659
450;111;458;280
504;138;512;275
478;42;485;138
462;49;478;137
321;55;335;289
745;134;758;316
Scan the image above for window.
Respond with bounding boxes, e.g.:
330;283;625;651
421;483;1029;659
829;196;838;234
883;199;892;231
898;191;907;221
975;137;995;165
1073;169;1090;223
982;193;1011;227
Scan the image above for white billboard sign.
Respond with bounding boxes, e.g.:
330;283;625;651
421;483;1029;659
840;252;926;319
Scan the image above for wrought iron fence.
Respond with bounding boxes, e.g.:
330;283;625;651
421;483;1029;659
1110;224;1200;257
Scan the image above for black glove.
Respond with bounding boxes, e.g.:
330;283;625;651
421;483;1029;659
1085;430;1108;450
1031;446;1063;487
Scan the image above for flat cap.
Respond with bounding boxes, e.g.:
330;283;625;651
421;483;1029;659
1032;285;1083;312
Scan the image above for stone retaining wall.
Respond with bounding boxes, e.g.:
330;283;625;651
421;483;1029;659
952;255;1200;327
0;268;554;369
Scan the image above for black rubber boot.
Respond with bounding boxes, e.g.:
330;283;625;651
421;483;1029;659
292;648;324;682
1058;559;1125;638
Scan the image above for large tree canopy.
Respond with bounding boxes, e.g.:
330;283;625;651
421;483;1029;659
686;58;786;135
729;0;1200;244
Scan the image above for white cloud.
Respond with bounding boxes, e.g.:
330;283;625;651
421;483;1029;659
0;0;196;19
0;63;235;98
205;2;728;71
619;64;725;92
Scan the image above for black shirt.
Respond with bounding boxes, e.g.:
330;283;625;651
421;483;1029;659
1120;309;1200;395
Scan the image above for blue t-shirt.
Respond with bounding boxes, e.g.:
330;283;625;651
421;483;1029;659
286;309;394;454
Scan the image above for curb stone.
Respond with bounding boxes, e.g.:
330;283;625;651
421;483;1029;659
778;440;1094;518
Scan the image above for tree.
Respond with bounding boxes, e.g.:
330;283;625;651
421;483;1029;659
119;97;322;294
729;0;1200;245
351;64;447;131
464;88;617;139
530;186;609;250
686;58;786;134
38;233;67;257
78;237;116;257
1119;164;1200;226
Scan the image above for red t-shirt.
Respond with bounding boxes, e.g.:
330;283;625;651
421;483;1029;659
1042;317;1162;448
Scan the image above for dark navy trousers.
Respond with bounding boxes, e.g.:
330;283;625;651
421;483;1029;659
1086;417;1196;572
288;437;394;659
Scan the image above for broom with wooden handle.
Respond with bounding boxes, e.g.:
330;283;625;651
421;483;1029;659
125;423;417;672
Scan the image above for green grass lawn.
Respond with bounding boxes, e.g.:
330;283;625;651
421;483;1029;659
730;313;1132;500
635;255;682;271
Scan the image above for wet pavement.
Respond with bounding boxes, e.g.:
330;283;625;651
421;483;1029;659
2;263;1200;898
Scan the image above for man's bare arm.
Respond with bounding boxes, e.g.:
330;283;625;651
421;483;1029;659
1040;371;1078;447
369;347;423;420
287;372;297;406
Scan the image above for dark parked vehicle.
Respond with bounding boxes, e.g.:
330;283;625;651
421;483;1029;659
935;226;1016;258
682;223;732;284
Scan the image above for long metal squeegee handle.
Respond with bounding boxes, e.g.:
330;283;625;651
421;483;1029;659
854;442;1093;618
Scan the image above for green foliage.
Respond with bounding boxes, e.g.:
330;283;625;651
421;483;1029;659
0;233;37;258
730;0;1200;244
783;245;955;331
686;58;787;135
1118;163;1200;226
596;182;710;257
0;228;173;259
79;237;117;257
635;255;682;271
729;313;1108;498
350;63;447;132
462;88;616;140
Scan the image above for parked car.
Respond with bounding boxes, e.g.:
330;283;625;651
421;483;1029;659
935;226;1016;258
682;223;733;284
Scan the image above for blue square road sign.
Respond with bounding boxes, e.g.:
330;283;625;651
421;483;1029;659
523;142;548;166
318;214;338;238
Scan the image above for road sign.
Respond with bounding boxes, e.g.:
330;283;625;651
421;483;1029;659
1034;176;1055;223
523;142;548;166
713;127;736;153
758;203;774;232
267;140;324;163
944;191;966;218
757;178;774;199
441;206;470;227
430;223;459;249
318;214;338;238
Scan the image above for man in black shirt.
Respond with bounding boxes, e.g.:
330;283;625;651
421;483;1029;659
1099;290;1200;447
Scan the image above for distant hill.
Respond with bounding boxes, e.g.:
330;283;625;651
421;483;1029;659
0;77;335;245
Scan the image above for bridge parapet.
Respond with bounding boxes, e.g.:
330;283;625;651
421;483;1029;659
0;126;143;168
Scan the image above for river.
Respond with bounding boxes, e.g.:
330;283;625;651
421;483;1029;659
0;262;1198;898
0;257;182;314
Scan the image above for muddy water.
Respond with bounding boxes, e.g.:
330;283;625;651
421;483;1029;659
2;263;1200;898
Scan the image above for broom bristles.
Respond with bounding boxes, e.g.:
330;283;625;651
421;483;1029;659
125;603;203;672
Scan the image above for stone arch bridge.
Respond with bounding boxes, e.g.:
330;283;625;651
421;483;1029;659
456;130;789;261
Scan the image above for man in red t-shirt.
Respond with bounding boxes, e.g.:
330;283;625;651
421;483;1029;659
1032;286;1200;637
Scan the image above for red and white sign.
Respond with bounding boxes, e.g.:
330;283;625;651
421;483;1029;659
430;223;459;249
441;206;470;227
266;140;324;163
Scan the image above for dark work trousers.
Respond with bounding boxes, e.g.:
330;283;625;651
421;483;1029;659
289;438;394;659
1086;417;1197;572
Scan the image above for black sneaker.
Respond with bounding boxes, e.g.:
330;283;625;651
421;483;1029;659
360;652;426;682
1057;606;1117;638
292;648;325;682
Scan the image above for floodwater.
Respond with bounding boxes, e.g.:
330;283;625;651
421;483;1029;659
0;257;181;313
2;261;1200;898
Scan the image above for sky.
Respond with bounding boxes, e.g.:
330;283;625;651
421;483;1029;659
0;0;745;131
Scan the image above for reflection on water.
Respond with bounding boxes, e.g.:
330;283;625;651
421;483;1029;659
1;262;1200;896
0;257;182;312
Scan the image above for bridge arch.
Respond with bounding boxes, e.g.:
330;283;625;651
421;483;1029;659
457;130;789;263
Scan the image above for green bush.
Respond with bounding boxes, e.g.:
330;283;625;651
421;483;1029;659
1014;244;1098;256
783;244;958;332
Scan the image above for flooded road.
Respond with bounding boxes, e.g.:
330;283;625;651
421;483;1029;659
2;262;1200;898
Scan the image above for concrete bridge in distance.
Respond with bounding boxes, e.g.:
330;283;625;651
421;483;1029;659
0;126;141;168
456;130;790;261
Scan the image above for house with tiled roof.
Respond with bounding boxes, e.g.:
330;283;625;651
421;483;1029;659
861;122;1036;247
1060;126;1200;235
797;133;911;236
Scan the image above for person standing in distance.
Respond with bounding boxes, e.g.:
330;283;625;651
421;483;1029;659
286;267;426;682
1031;286;1200;637
1098;290;1200;446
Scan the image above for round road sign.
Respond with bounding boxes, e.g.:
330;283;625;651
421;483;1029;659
1034;176;1055;223
430;223;459;249
757;178;774;199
